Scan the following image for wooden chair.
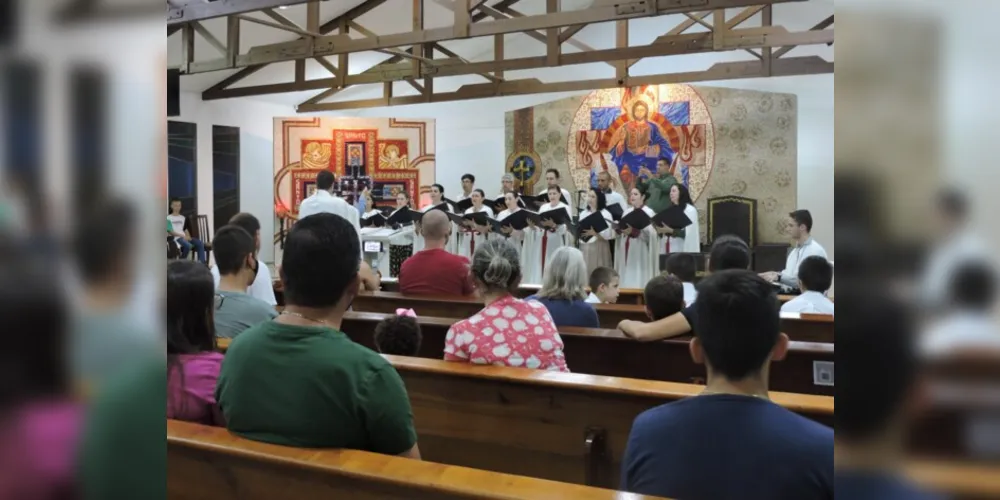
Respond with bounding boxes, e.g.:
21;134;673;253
168;419;666;500
188;214;213;262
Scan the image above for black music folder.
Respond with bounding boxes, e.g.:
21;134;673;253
576;210;610;237
483;217;505;234
493;194;526;210
533;192;568;207
386;207;413;227
652;205;693;230
617;208;652;231
499;209;541;231
539;207;571;226
606;203;624;221
463;211;491;226
361;212;387;228
454;197;474;213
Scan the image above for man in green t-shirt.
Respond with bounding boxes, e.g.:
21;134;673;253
216;213;420;458
637;158;680;213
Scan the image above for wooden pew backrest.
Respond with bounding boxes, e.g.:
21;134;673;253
168;419;667;500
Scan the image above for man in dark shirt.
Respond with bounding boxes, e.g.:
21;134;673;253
621;270;833;499
399;210;474;296
620;234;750;340
835;292;942;499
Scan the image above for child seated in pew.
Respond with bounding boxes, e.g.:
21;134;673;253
621;270;832;499
665;252;698;305
642;275;685;321
585;266;621;304
374;309;423;356
167;260;225;426
780;255;835;315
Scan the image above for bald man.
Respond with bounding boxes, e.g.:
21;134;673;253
399;210;474;296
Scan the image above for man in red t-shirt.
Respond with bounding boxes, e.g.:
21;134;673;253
399;210;475;296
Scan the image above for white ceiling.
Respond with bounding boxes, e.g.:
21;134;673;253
168;0;834;107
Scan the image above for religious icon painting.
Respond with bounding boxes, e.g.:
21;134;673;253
346;143;365;167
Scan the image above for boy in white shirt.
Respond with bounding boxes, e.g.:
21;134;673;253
586;266;620;304
922;260;1000;356
665;253;699;305
781;256;834;315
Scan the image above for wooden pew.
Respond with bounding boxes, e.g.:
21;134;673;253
211;341;988;496
168;419;665;500
275;278;814;307
379;355;834;489
351;291;835;343
338;311;834;397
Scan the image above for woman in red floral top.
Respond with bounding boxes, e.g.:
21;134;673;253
443;238;570;372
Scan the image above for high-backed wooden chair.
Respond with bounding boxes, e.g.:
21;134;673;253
189;214;213;262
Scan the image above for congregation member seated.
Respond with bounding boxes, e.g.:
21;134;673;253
586;266;620;304
216;213;420;458
619;235;751;341
0;239;81;499
781;255;835;315
921;260;1000;355
836;292;940;499
621;270;833;498
643;275;685;321
374;309;423;356
166;260;224;425
358;260;382;292
73;198;159;385
211;225;278;339
444;238;569;372
399;209;474;296
211;213;277;306
167;197;207;263
527;247;600;328
759;209;828;290
664;252;698;304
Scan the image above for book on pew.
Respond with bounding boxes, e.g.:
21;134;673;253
386;207;413;227
499;209;541;231
616;208;652;231
463;211;491;226
652;205;693;230
532;192;568;207
606;202;624;221
575;210;610;238
453;197;474;213
360;212;387;228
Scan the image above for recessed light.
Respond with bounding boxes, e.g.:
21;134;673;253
278;5;289;9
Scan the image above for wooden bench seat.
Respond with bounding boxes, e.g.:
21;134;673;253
350;291;835;343
338;311;834;396
274;279;815;307
168;419;666;499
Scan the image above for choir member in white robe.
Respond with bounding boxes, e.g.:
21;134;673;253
458;189;494;260
597;171;626;210
492;192;532;274
413;183;458;254
538;185;571;275
386;191;415;277
535;168;574;215
656;183;701;254
615;187;660;289
578;187;616;276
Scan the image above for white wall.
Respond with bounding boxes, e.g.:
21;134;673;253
173;91;295;263
303;92;587;198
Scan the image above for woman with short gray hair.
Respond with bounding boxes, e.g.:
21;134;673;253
526;247;600;328
442;239;569;372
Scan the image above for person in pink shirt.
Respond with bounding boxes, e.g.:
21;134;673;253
167;260;225;425
443;238;569;372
